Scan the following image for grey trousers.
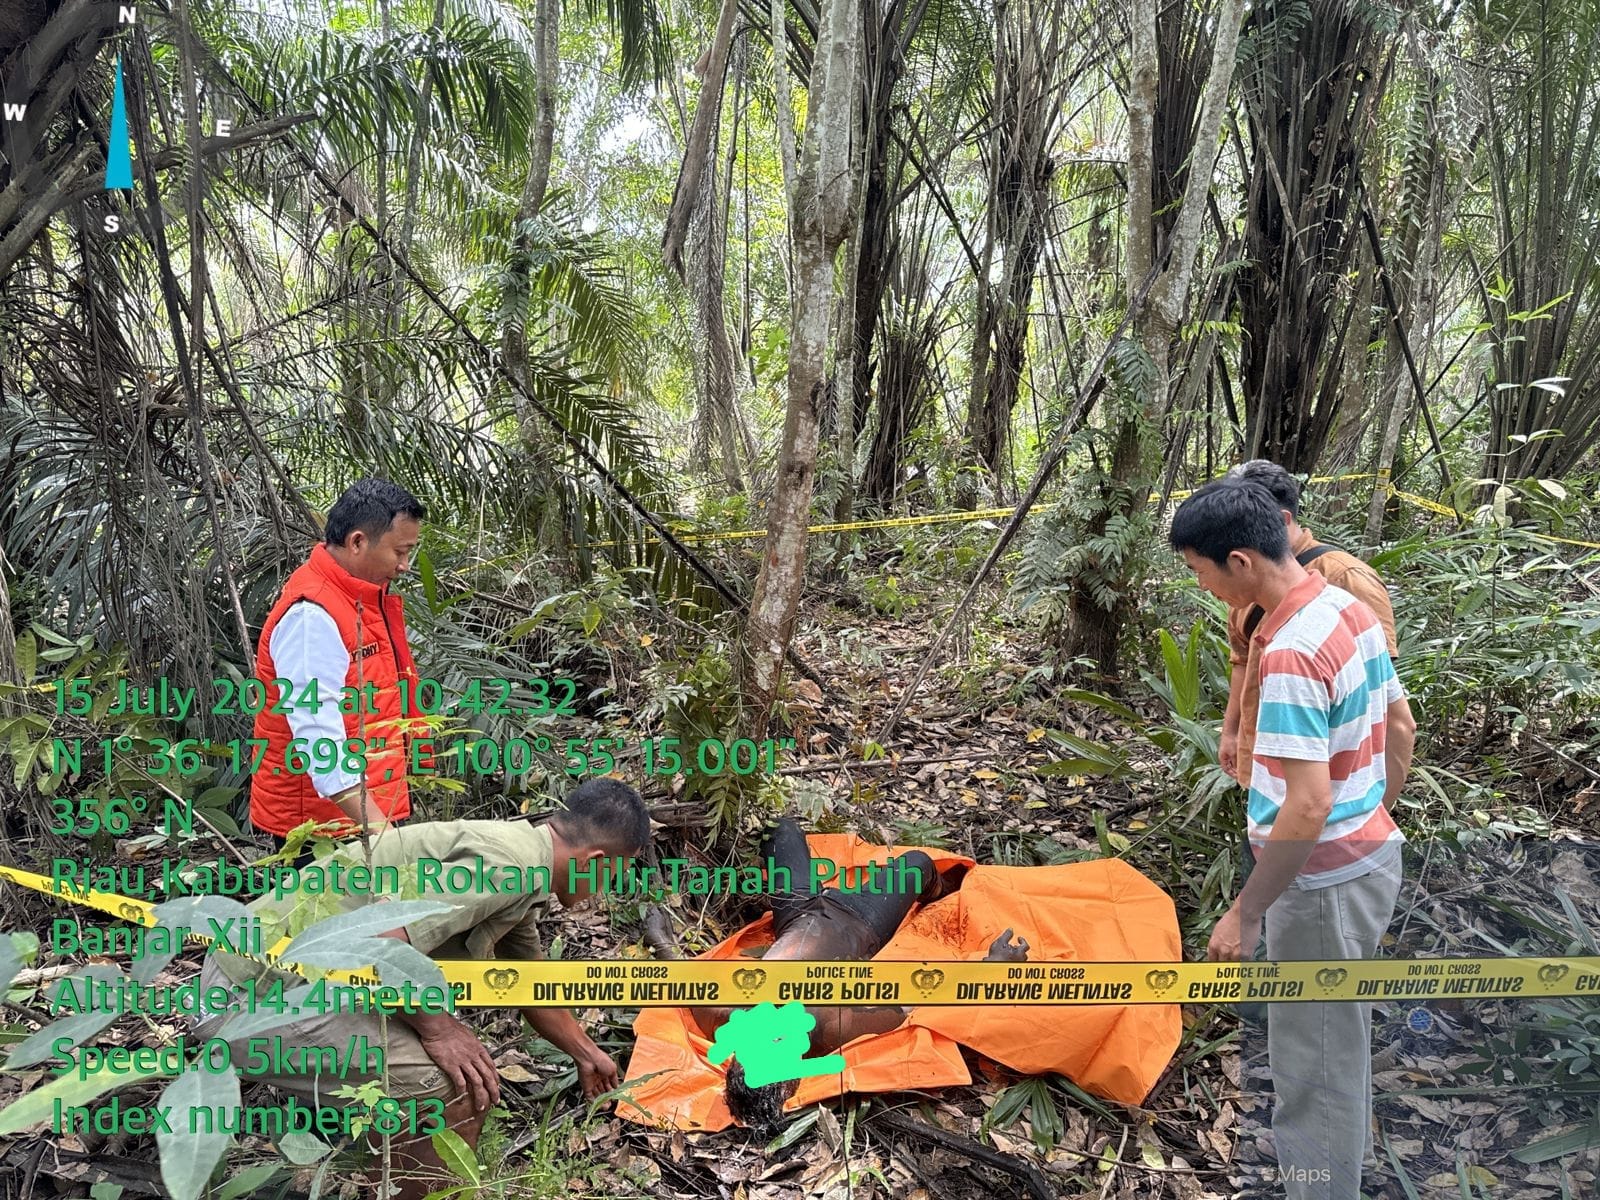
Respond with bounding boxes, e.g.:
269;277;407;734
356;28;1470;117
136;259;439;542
1263;850;1403;1200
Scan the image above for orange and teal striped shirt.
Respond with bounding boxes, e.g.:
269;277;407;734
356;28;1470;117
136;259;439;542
1249;573;1405;889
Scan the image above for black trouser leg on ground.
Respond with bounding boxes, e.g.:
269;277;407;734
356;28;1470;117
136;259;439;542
761;818;815;938
831;851;938;945
762;817;940;947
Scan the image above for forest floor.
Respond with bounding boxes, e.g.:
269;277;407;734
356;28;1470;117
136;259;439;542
2;596;1598;1200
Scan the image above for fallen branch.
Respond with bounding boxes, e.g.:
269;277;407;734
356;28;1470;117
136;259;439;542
643;800;713;828
2;1142;167;1198
5;964;75;989
871;1109;1056;1200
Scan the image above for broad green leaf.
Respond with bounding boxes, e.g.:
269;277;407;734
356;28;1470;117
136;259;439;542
505;593;569;640
1157;627;1199;721
214;1163;281;1200
417;547;439;613
765;1108;820;1152
279;1130;332;1164
156;1066;240;1200
0;1061;168;1135
1034;759;1107;777
28;623;76;647
1043;730;1131;777
432;1128;481;1183
366;938;449;992
213;985;319;1040
131;946;178;986
14;633;36;683
151;895;253;931
281;936;447;993
280;902;452;965
90;1184;123;1200
193;786;239;809
1056;684;1145;723
1511;1118;1600;1163
195;809;242;836
0;933;22;991
7;970;125;1068
1492;485;1513;528
13;737;43;791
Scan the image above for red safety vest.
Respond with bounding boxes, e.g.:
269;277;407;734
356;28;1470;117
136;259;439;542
250;543;425;837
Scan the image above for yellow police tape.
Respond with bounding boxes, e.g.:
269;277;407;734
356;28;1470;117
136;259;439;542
6;865;1600;1009
592;507;1020;548
592;473;1600;553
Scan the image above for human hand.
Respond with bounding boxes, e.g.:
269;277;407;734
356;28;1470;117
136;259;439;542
418;1019;501;1112
984;929;1030;962
576;1044;619;1099
1206;901;1261;964
1219;732;1238;778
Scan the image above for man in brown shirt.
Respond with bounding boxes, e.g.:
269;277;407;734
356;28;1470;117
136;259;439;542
1219;461;1401;798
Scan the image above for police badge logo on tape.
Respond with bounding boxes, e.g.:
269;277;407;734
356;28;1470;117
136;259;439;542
733;968;767;995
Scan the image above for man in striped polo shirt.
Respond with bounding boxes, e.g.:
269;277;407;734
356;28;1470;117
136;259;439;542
1169;479;1416;1200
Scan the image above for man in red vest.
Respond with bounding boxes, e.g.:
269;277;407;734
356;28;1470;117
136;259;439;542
251;479;429;853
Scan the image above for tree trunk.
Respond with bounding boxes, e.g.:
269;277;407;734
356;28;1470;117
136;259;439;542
863;322;935;505
1062;0;1247;672
662;0;741;279
1364;34;1448;548
1236;0;1389;472
744;246;833;727
963;0;1009;491
863;213;940;506
0;542;20;718
0;0;50;51
981;159;1052;480
741;0;861;734
500;0;565;539
527;0;560;222
686;58;748;494
769;0;799;219
830;156;870;522
831;0;922;523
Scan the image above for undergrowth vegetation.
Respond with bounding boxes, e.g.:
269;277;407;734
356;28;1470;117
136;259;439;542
1;475;1598;1195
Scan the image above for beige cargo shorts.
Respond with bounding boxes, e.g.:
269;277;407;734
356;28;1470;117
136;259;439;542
189;957;455;1112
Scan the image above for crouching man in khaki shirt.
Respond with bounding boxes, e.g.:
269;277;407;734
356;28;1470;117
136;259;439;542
193;778;650;1200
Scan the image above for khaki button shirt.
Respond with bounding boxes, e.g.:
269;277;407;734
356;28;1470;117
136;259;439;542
213;819;556;988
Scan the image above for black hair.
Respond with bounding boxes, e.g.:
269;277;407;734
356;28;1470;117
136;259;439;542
1225;459;1302;517
550;777;651;856
723;1057;798;1139
1168;479;1291;568
325;479;427;547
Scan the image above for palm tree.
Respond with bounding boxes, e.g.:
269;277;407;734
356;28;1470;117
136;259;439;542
0;0;691;726
1473;0;1600;483
1234;0;1394;472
